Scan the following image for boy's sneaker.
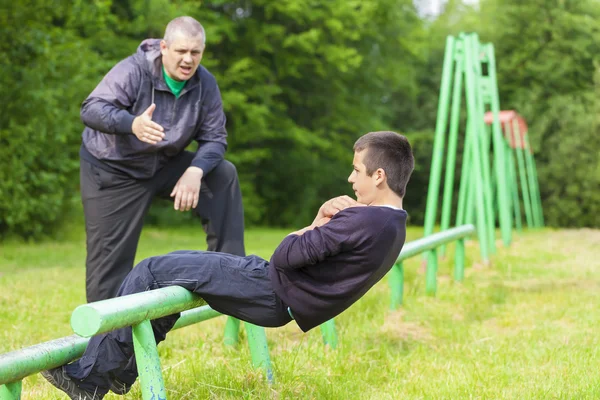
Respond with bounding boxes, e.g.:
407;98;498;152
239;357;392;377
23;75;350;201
41;366;104;400
109;376;132;395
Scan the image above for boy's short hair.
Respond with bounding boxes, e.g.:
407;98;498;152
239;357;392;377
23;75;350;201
353;131;414;198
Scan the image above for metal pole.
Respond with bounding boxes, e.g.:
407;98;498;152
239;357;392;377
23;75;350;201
320;320;339;349
223;317;240;346
133;320;167;400
523;135;541;227
469;34;496;256
423;35;457;239
513;120;533;228
463;33;490;263
0;382;21;400
454;239;466;282
244;323;274;382
388;263;404;310
440;44;464;257
485;42;513;246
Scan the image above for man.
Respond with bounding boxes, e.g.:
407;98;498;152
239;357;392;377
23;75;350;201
43;131;415;399
79;16;245;302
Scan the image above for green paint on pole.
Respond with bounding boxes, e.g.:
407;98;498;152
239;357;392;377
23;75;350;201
320;319;338;349
423;35;456;240
440;45;464;257
133;320;167;400
0;381;21;400
454;239;466;282
388;263;404;310
244;323;274;382
425;249;438;295
223;317;241;347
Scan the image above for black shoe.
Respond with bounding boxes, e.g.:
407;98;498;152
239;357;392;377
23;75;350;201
41;366;104;400
109;376;132;395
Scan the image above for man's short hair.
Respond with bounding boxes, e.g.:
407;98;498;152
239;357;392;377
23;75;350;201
164;16;206;45
353;131;414;198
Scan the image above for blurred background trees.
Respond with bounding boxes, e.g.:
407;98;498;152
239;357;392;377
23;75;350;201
1;0;598;238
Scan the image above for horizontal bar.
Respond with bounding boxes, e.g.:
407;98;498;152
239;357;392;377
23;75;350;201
397;224;475;261
172;305;221;330
0;304;222;385
1;225;476;386
71;286;206;337
0;335;88;385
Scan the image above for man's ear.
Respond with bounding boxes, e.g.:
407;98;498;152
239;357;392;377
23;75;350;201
160;40;168;54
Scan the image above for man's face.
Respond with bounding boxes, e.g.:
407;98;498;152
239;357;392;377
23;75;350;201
160;33;205;81
348;150;379;205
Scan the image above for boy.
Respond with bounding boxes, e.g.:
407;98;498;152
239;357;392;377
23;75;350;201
42;130;414;399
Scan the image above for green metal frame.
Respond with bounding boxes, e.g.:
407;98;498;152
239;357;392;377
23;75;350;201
423;32;524;268
389;224;475;308
0;300;270;400
1;224;478;398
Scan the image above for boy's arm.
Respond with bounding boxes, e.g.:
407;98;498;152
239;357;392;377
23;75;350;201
310;195;362;226
271;209;365;269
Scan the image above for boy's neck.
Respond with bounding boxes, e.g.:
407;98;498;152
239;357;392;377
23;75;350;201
369;193;403;209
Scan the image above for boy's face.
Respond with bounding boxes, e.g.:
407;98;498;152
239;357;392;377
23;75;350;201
348;150;380;205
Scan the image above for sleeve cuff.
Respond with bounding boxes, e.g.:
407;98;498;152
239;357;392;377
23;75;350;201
190;159;211;175
116;111;136;134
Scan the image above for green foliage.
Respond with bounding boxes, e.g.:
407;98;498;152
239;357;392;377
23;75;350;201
1;0;599;238
0;1;110;238
473;0;600;227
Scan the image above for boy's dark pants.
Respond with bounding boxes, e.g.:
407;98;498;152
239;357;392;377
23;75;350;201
81;151;246;303
65;251;291;395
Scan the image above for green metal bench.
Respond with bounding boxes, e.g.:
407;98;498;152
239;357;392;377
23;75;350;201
0;224;476;399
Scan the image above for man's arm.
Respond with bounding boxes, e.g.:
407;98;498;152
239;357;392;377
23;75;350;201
80;58;143;135
191;76;228;176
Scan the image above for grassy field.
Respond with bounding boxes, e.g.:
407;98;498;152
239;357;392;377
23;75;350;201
1;224;599;399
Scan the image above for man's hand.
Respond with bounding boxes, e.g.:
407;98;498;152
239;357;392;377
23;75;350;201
132;104;165;144
313;195;363;224
170;167;203;212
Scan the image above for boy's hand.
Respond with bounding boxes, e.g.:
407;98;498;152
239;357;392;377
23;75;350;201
316;195;362;220
313;216;331;227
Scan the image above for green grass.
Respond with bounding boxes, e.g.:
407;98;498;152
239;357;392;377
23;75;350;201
1;225;600;399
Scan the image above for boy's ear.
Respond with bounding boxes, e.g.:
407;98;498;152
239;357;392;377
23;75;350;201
375;168;386;186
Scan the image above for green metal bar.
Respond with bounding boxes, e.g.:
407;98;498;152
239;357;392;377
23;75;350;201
0;381;21;400
456;122;472;226
388;262;404;310
462;34;490;263
172;305;221;330
223;317;241;346
425;249;438;295
320;319;338;349
469;34;496;257
509;146;522;232
454;239;466;282
71;286;205;337
398;225;475;262
485;42;512;247
132;320;167;400
529;149;545;227
465;154;476;226
0;335;88;385
244;323;274;382
423;35;456;239
513;120;533;228
440;44;464;257
524;137;541;228
504;125;522;233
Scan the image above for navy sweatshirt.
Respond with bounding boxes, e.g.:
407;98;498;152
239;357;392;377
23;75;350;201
268;206;407;332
